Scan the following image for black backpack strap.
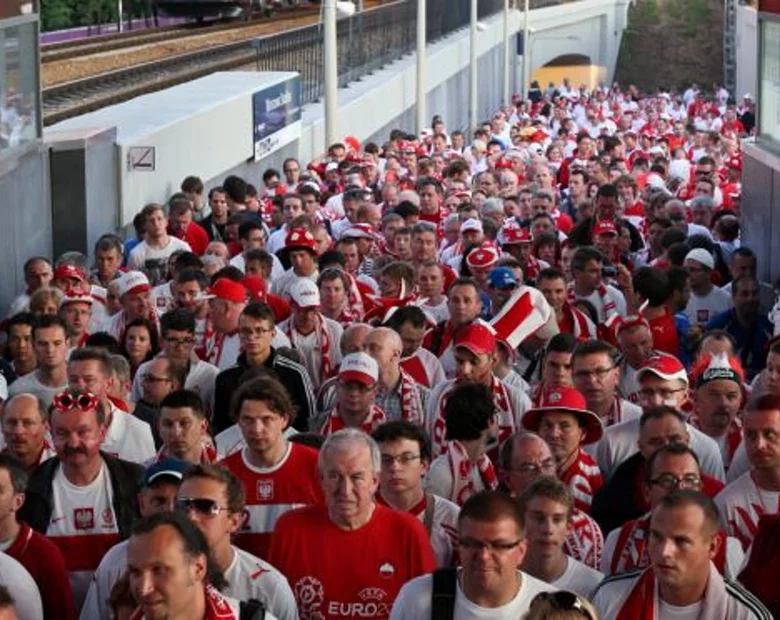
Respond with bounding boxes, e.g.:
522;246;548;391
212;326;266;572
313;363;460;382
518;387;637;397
430;568;458;620
423;493;436;537
430;320;447;356
239;599;266;620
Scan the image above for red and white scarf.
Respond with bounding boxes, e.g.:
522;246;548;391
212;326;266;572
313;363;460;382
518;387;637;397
320;404;387;436
344;272;366;320
559;302;596;340
154;442;218;464
445;439;498;506
432;376;512;456
615;562;729;620
397;368;426;426
283;313;336;383
400;353;434;388
558;449;603;513
566;281;617;322
611;513;728;576
563;508;604;571
523;255;542;282
204;327;239;369
131;584;239;620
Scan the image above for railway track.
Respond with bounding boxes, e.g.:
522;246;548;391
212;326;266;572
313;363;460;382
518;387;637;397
41;6;321;64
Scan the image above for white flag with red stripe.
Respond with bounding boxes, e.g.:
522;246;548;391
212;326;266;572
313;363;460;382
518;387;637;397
490;286;555;350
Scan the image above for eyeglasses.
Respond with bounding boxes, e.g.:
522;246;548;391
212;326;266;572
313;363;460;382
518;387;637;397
507;458;557;475
380;453;421;466
531;591;595;620
573;366;615;381
165;336;195;346
638;387;686;401
175;498;230;517
649;473;702;490
53;391;99;412
458;537;522;554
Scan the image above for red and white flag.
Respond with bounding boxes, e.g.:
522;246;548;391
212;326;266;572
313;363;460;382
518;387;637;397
490;286;555;350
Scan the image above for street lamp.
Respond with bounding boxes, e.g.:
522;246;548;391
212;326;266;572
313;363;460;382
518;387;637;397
323;0;357;147
416;0;426;135
469;0;478;132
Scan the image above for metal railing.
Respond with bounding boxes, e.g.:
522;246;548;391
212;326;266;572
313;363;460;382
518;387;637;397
252;0;568;107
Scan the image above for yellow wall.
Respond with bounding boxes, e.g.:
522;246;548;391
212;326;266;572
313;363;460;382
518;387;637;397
531;65;607;91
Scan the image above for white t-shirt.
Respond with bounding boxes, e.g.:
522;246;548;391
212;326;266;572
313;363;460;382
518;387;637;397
47;462;120;610
6;292;30;318
223;547;294;620
685;287;732;326
128;237;192;273
551;556;604;599
79;539;129;620
576;284;627;323
0;551;44;620
659;600;703;619
390;570;557;619
101;404;156;464
7;370;68;409
421;298;450;324
270;269;319;300
425;455;486;504
277;316;343;390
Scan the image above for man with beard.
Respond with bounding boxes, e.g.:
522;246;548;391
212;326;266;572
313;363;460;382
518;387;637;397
707;276;772;380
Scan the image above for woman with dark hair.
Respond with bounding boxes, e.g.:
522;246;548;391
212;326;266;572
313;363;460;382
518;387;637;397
121;317;160;379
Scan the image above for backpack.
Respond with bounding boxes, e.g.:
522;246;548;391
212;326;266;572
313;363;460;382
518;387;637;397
430;568;457;620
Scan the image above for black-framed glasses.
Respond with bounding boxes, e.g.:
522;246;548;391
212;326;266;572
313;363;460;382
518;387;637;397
175;497;230;517
380;453;421;466
458;538;522;554
649;473;702;490
531;591;595;620
573;366;615;381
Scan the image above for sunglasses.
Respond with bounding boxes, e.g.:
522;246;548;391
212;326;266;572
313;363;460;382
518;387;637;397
175;497;229;518
532;591;595;620
53;392;99;413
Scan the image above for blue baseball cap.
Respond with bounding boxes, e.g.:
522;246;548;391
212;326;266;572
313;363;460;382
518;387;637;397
144;458;191;487
488;267;518;290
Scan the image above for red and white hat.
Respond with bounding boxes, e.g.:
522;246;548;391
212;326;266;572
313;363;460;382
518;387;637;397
593;220;618;237
614;315;651;340
454;322;496;357
116;271;151;298
289;278;321;308
342;223;376;240
284;227;318;254
460;218;483;234
501;227;532;245
636;352;689;385
692;352;745;389
58;291;94;309
522;385;603;444
339;352;378;386
466;246;499;270
204;278;246;304
54;264;87;283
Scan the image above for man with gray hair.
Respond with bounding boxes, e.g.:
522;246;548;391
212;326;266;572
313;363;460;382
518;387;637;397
268;429;436;618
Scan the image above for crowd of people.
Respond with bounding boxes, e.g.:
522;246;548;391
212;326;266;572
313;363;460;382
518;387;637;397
0;77;777;620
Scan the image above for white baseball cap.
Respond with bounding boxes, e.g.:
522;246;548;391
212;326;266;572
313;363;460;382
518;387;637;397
116;271;151;297
684;248;715;270
460;218;483;234
289;278;321;308
339;352;379;386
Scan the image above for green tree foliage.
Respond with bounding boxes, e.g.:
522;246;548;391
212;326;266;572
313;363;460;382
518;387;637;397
40;0;154;31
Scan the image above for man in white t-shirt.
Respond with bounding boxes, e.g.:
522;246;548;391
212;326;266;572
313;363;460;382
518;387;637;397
8;315;69;409
715;394;780;551
519;476;604;598
18;389;144;612
373;420;459;568
0;551;43;620
390;490;557;619
568;246;627;323
684;248;732;327
128;203;191;283
176;465;297;620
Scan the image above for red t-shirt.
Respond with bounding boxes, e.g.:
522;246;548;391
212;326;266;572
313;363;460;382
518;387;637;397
221;443;324;560
170;222;209;256
643;306;681;358
7;522;77;620
268;504;436;619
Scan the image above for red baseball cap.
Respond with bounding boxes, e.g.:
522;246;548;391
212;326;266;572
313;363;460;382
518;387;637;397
242;276;267;302
636;352;689;385
593;220;618;237
54;264;87;282
522;385;603;444
454;322;496;357
502;227;532;245
204;278;246;304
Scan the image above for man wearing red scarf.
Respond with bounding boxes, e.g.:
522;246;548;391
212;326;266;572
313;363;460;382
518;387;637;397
320;353;387;436
537;268;596;340
593;491;771;620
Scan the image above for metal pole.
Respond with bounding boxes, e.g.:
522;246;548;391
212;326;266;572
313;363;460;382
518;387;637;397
503;0;510;106
416;0;426;134
118;0;123;32
522;0;529;98
469;0;478;133
324;0;338;147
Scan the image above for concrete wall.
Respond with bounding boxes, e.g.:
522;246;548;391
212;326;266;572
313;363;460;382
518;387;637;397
736;5;758;101
743;142;780;286
0;143;52;311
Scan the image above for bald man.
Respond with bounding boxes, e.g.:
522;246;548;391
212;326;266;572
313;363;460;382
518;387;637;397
365;327;429;426
499;432;604;570
315;323;374;423
0;394;55;471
